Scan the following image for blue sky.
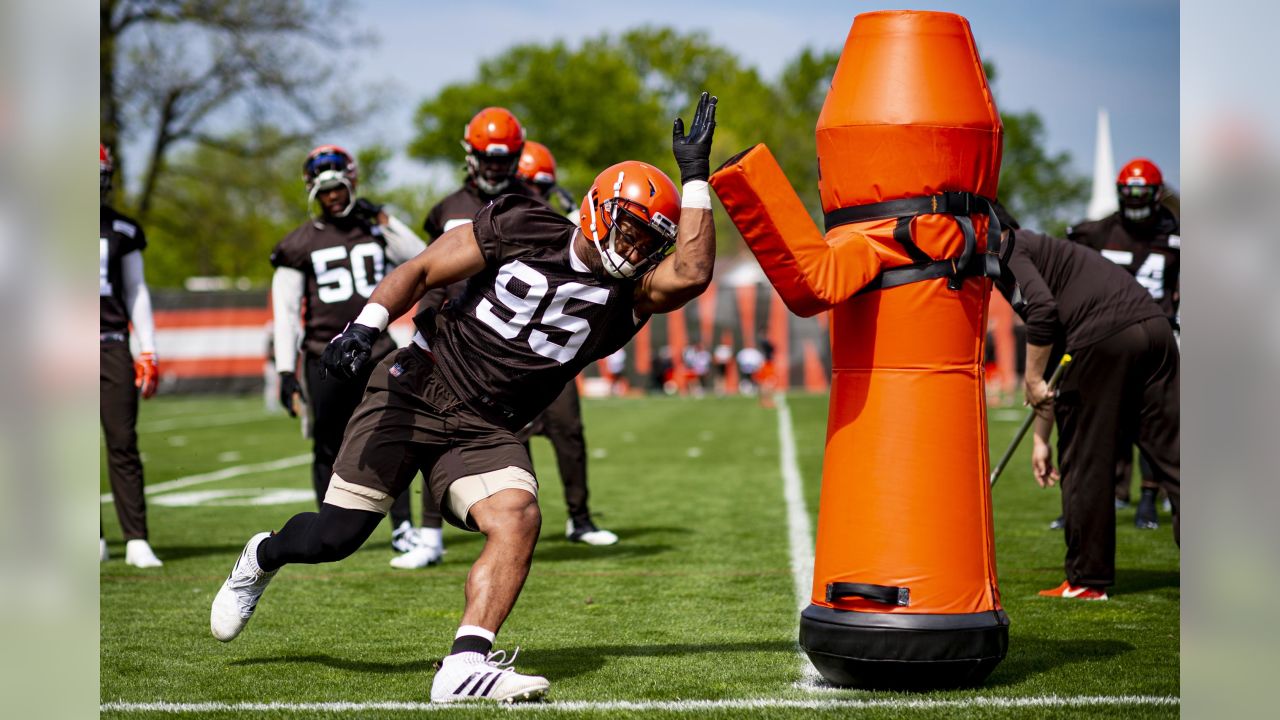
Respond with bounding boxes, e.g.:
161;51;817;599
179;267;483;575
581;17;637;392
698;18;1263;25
347;0;1179;192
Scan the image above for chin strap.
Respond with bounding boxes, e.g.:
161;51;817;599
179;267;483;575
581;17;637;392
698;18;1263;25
586;171;637;279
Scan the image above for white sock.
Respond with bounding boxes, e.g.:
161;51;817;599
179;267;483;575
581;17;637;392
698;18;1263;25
419;526;443;548
456;625;495;643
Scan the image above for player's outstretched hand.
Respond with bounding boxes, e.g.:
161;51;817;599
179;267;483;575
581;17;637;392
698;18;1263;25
672;91;718;185
321;322;378;381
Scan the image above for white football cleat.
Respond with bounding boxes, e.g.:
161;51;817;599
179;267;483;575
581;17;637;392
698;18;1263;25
211;532;276;642
566;519;618;546
390;520;417;553
100;538;109;563
125;539;163;568
430;649;549;704
389;541;443;569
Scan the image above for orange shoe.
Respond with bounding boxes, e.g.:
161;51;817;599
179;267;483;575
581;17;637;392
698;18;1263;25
1038;581;1108;601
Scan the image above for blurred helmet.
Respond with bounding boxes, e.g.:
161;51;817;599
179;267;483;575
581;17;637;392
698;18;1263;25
517;140;557;188
304;144;359;217
462;107;525;194
578;161;680;279
1115;158;1163;223
100;144;113;199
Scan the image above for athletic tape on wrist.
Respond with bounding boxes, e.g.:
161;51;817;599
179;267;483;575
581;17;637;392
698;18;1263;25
354;303;390;332
681;180;712;210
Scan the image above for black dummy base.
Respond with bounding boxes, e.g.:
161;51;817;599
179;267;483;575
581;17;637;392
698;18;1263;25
799;604;1009;690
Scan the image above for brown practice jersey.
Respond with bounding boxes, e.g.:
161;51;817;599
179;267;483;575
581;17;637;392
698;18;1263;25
1007;228;1164;351
427;195;643;430
100;205;146;335
1067;205;1180;318
422;180;540;309
270;216;397;358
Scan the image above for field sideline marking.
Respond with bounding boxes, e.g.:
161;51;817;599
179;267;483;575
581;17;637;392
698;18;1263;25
773;393;823;686
100;695;1179;713
100;454;311;504
137;411;279;434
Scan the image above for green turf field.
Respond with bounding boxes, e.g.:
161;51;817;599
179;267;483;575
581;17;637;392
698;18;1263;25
100;393;1179;718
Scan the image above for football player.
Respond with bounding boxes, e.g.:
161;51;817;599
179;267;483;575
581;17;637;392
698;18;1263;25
515;138;619;545
212;91;718;704
270;145;427;554
517;140;576;213
392;107;539;569
1068;158;1180;529
99;144;162;568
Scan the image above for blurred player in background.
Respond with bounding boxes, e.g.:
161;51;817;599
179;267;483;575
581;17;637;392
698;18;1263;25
996;201;1180;601
517;140;576;214
269;145;426;557
406;113;617;564
210;93;718;704
515;137;617;544
99;144;162;568
1068;158;1180;529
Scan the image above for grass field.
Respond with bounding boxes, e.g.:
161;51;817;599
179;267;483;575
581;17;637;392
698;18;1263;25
100;392;1179;718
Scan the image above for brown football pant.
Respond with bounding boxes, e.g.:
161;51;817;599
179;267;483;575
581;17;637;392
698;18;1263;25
101;341;148;541
1055;316;1180;588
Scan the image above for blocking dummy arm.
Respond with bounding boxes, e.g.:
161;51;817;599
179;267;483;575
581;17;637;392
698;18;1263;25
709;144;883;317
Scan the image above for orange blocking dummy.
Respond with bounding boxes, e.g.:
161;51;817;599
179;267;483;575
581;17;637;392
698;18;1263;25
710;11;1014;688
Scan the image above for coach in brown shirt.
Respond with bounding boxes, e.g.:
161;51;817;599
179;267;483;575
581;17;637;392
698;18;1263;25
995;201;1179;600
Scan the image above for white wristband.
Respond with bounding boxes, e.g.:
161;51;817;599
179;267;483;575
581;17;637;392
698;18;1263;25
354;303;390;332
681;180;712;210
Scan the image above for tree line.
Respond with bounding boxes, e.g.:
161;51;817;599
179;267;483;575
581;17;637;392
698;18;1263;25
102;1;1086;288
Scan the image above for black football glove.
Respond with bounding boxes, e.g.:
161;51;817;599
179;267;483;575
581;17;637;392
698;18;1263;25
320;322;379;381
672;91;718;185
278;371;305;417
351;198;384;224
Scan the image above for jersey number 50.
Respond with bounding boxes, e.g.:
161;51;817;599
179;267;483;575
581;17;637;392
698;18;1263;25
310;243;386;303
476;260;610;364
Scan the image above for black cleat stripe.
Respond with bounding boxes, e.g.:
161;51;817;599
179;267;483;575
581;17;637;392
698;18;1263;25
468;672;493;696
478;672;503;696
453;672;480;695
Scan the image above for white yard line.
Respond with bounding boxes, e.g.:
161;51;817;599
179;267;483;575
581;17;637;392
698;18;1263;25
137;411;278;434
100;454;311;504
773;393;823;686
100;695;1180;713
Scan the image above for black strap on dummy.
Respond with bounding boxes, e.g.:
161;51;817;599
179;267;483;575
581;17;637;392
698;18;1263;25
826;582;911;607
823;191;1020;301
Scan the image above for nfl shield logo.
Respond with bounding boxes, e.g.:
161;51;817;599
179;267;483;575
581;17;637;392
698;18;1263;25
389;364;403;377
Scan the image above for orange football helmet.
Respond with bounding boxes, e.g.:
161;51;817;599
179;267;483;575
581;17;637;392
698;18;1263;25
1116;158;1163;223
578;161;680;279
517;140;557;187
462;107;526;194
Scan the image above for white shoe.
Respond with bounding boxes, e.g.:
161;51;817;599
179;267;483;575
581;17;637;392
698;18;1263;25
391;520;417;553
210;532;276;642
125;539;163;568
100;538;109;563
566;519;618;546
430;649;549;704
390;541;443;569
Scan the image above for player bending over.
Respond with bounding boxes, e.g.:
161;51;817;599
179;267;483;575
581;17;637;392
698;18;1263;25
211;92;718;704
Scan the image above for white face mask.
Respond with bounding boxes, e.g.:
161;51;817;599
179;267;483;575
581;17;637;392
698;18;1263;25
308;171;356;218
1123;205;1153;222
